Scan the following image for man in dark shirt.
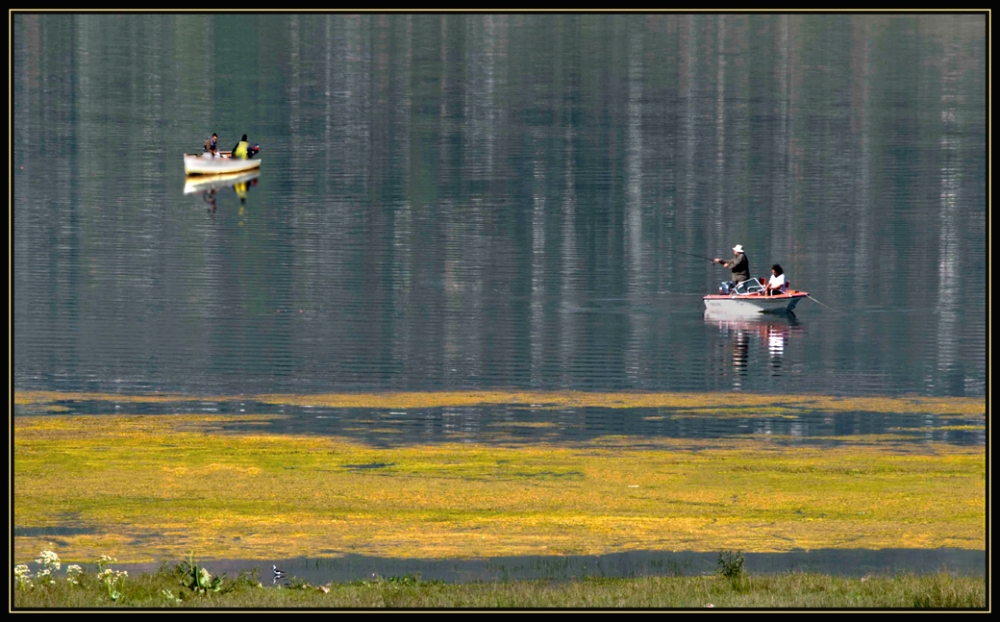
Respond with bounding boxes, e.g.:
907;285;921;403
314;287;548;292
204;133;219;156
714;244;750;287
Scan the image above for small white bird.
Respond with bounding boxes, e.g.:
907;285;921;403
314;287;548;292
272;564;286;582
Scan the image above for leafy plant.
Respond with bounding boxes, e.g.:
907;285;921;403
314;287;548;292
176;554;225;596
717;550;745;580
287;576;311;590
386;574;421;586
95;555;127;602
233;567;263;589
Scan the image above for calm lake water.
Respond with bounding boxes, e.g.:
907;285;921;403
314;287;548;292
12;12;987;580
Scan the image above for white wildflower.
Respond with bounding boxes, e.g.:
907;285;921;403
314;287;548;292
66;564;83;585
160;589;181;603
35;550;61;572
14;564;33;590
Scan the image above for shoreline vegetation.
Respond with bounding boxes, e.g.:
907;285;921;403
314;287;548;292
12;551;987;609
15;412;984;563
13;392;986;608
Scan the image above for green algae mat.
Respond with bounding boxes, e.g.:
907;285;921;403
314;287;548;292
13;392;985;565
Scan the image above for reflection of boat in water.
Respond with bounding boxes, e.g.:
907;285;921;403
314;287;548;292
184;151;261;175
184;169;260;195
705;310;803;378
704;308;801;326
703;278;808;316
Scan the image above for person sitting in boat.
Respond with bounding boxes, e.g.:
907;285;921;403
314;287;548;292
247;143;260;159
232;134;251;159
204;133;219;157
714;244;750;293
764;264;788;296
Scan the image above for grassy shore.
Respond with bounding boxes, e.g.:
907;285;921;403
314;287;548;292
13;394;986;609
12;561;987;609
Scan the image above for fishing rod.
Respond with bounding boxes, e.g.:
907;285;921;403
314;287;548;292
666;248;717;262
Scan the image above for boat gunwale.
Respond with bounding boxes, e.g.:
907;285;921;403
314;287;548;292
702;291;808;301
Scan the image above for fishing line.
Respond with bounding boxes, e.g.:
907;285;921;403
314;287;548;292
806;295;839;311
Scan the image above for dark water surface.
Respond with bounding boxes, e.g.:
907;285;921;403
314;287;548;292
12;12;987;579
14;13;987;399
14;397;986;448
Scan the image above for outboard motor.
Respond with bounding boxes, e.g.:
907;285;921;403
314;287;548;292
719;281;734;295
248;144;260;159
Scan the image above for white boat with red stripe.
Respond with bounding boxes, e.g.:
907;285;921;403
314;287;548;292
703;277;808;315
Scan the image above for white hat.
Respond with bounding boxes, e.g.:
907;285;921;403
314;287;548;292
732;244;744;253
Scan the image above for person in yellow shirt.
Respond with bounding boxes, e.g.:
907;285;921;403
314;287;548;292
232;134;250;159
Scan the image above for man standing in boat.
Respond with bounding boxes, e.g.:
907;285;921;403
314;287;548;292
714;244;750;292
232;134;250;159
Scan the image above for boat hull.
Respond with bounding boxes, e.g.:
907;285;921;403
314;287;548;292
184;152;261;175
703;292;807;315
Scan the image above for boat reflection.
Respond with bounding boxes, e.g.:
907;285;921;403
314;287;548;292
183;169;261;196
184;170;260;219
704;309;803;381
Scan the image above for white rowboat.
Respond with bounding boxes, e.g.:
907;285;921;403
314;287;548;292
184;151;261;176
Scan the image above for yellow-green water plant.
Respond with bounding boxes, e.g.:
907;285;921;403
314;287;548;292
14;414;985;564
